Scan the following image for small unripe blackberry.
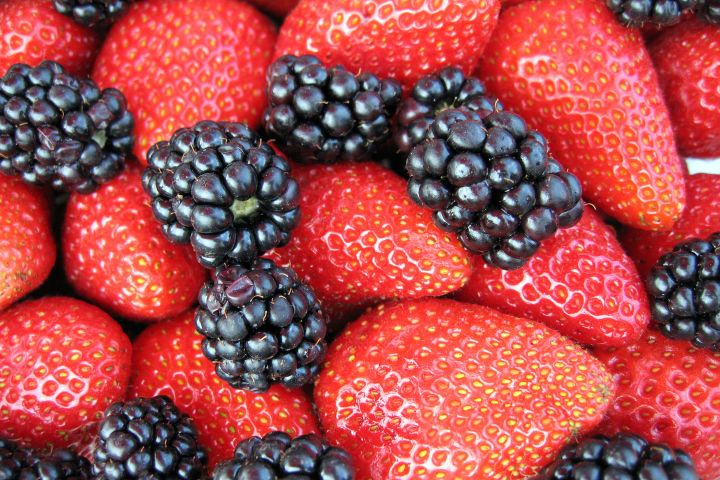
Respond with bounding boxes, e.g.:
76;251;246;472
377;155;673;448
606;0;700;26
0;437;91;480
52;0;131;28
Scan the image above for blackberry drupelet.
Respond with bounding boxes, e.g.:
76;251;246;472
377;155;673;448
646;232;720;351
534;434;699;480
263;54;402;163
52;0;131;28
0;437;91;480
394;66;503;154
212;432;354;480
143;121;300;268
92;396;208;480
606;0;699;26
0;61;133;193
195;258;328;393
699;0;720;22
406;109;583;270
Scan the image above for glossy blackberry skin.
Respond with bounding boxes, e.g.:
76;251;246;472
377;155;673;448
0;437;91;480
263;54;402;164
646;232;720;351
394;66;503;154
52;0;130;28
0;61;134;193
534;434;699;480
699;0;720;23
143;121;300;268
92;396;208;480
606;0;699;26
212;432;354;480
406;109;584;270
195;258;328;393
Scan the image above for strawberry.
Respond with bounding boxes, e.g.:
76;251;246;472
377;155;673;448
594;332;720;479
0;0;100;77
621;173;720;279
649;17;720;158
267;162;471;322
273;0;502;91
0;175;55;311
91;0;277;163
315;298;615;479
476;0;685;231
129;309;320;468
0;297;131;450
456;208;650;347
247;0;298;17
62;162;206;322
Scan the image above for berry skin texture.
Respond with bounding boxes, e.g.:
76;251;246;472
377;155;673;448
0;297;131;451
274;0;502;91
0;0;100;77
92;0;277;164
476;0;685;231
63;163;206;322
0;438;92;480
52;0;131;28
0;174;55;311
268;162;472;322
456;208;650;347
315;298;615;480
649;18;720;158
594;332;720;479
129;310;320;468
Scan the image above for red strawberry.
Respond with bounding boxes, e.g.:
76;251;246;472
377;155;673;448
0;297;131;450
0;175;55;311
267;162;471;322
315;298;614;479
476;0;685;231
92;0;277;163
247;0;298;17
62;163;206;322
129;309;320;467
0;0;100;77
621;173;720;279
274;0;501;91
649;18;720;158
594;332;720;478
456;208;650;347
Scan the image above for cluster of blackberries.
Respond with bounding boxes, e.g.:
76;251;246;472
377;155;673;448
0;438;91;480
606;0;720;26
52;0;131;28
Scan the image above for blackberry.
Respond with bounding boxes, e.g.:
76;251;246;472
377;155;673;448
646;232;720;351
52;0;130;28
195;258;328;393
263;54;402;163
0;61;133;193
606;0;700;26
0;437;91;480
394;66;503;154
212;432;354;480
143;121;300;268
699;0;720;23
92;395;208;480
534;434;699;480
406;109;583;270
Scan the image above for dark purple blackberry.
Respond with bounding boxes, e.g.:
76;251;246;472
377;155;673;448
92;396;208;480
394;66;503;154
52;0;130;28
195;258;328;393
606;0;699;26
646;232;720;351
263;54;402;164
534;434;699;480
406;109;583;270
699;0;720;23
0;437;91;480
212;432;354;480
142;121;300;268
0;61;133;193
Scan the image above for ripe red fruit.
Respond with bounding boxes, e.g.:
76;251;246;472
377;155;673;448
92;0;277;163
0;297;131;450
129;310;320;467
0;0;100;77
649;18;720;158
274;0;501;91
594;332;720;479
476;0;685;231
268;162;471;322
0;175;55;311
315;298;615;479
62;163;206;322
456;208;650;347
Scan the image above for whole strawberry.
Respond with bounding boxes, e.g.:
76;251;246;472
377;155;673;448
274;0;502;91
476;0;685;231
63;162;206;322
0;297;131;450
315;298;615;479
